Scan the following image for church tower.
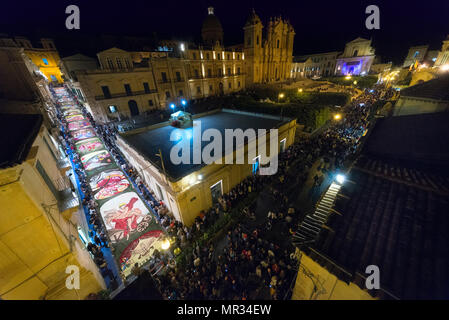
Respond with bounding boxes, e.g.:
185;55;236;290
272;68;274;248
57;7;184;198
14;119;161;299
243;9;263;85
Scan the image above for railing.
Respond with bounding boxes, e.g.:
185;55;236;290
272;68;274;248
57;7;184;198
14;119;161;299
158;78;185;84
95;90;157;100
188;73;245;80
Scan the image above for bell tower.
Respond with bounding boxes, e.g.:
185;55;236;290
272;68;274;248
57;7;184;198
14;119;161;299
243;9;263;85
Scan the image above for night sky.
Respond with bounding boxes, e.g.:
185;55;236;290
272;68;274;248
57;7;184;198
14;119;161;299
1;0;448;64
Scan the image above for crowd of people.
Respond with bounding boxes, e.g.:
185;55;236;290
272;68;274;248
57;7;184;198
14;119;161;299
54;93;119;287
151;83;396;300
51;82;394;300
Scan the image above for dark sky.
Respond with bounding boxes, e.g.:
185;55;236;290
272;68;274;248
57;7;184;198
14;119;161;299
1;0;448;64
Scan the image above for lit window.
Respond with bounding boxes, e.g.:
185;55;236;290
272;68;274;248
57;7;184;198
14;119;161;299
42;58;49;65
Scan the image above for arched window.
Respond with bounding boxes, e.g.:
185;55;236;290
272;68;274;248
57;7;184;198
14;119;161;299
277;39;280;48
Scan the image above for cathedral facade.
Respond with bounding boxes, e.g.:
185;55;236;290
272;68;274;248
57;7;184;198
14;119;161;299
243;10;295;85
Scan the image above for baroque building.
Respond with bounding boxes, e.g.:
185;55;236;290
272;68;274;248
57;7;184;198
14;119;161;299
335;37;375;76
243;10;295;85
63;7;295;123
434;35;449;68
14;37;63;83
291;51;340;79
293;38;376;79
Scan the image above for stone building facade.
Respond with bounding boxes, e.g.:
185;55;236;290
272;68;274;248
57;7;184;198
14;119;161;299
335;38;375;76
71;7;294;123
243;10;295;85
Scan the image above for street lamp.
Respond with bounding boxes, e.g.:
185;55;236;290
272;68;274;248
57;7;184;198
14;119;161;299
298;88;303;93
180;99;187;111
161;238;171;250
334;113;342;120
170;103;176;110
278;93;285;120
335;174;346;185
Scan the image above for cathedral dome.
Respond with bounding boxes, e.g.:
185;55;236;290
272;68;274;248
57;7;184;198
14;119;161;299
201;7;223;46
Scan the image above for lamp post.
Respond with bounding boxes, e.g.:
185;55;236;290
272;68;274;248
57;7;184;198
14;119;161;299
181;99;187;112
278;93;285;120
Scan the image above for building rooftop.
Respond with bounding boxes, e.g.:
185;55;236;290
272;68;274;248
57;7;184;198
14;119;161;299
297;112;449;299
400;75;449;101
309;166;449;299
362;112;449;169
120;109;288;181
0;113;43;169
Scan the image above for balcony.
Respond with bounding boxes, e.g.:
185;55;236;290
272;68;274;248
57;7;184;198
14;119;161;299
95;90;157;100
188;73;245;80
158;78;185;84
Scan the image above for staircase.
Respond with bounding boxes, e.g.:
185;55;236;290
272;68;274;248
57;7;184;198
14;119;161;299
293;182;341;246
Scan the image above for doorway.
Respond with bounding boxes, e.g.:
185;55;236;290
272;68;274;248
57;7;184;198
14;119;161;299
128;100;139;116
252;156;260;174
210;180;223;204
280;138;286;153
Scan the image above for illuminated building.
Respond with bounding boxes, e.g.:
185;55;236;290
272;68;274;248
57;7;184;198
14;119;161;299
394;75;449;116
0;114;104;299
292;52;340;78
335;38;375;76
370;62;392;75
434;35;449;68
71;8;246;123
60;53;98;103
64;8;294;123
0;37;43;103
14;37;63;83
116;109;297;226
0;35;57;127
243;10;295;85
403;45;430;68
